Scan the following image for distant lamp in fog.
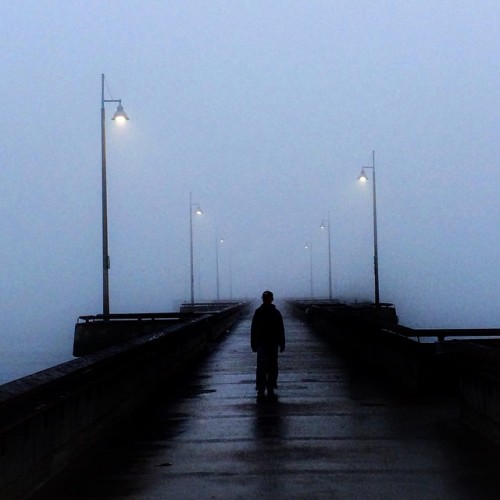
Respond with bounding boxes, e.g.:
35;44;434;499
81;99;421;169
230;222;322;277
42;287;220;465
101;74;129;316
190;193;204;305
320;213;333;300
216;237;225;301
357;150;380;307
305;242;313;298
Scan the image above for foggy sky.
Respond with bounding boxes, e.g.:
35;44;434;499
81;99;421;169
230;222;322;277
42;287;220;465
1;1;500;381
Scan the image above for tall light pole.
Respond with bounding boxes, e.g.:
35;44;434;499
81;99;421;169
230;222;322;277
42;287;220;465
320;212;333;300
229;251;233;300
215;237;224;301
358;150;380;306
101;74;129;316
189;192;203;305
305;242;313;298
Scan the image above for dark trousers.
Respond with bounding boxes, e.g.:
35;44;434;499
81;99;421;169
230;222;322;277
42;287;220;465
256;347;278;391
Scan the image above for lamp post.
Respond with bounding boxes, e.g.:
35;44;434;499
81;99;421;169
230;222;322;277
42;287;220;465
305;242;313;298
320;212;333;300
358;150;380;306
101;74;129;316
215;237;224;301
189;192;203;305
229;252;233;300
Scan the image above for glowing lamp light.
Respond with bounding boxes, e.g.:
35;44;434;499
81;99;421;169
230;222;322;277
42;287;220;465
195;206;203;216
358;168;368;182
111;102;129;123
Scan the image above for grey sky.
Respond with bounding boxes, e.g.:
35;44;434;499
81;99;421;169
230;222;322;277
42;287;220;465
1;1;500;379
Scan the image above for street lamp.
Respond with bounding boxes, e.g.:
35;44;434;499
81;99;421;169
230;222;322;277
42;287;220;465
189;192;203;305
215;237;224;301
320;212;333;300
358;150;380;306
101;74;129;316
305;242;313;298
228;252;233;300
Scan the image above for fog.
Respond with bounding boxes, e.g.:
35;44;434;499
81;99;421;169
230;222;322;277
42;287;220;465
1;1;499;382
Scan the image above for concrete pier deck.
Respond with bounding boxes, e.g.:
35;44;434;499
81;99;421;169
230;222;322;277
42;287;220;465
36;303;500;499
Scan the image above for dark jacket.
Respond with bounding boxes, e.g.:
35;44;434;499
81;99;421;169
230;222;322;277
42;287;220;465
251;303;285;353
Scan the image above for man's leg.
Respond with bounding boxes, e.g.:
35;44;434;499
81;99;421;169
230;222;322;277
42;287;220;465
267;352;279;392
256;349;268;393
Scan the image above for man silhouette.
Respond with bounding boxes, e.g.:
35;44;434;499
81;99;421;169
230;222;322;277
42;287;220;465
251;291;285;398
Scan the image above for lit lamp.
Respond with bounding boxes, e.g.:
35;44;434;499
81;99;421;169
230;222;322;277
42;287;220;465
216;237;224;301
320;212;333;300
305;243;313;298
101;74;129;316
229;252;233;300
189;192;203;305
358;150;380;306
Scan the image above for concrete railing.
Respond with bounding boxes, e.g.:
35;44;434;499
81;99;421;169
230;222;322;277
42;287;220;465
289;299;500;446
74;301;247;356
288;300;500;391
0;302;248;499
288;301;444;390
453;340;500;444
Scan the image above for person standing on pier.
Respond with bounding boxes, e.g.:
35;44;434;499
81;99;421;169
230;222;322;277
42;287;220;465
251;290;286;398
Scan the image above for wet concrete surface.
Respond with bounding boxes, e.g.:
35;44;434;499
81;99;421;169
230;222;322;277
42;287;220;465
35;303;500;499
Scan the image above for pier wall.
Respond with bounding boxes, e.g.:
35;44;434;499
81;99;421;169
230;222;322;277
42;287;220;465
290;300;500;446
455;340;500;444
289;301;445;390
0;303;247;499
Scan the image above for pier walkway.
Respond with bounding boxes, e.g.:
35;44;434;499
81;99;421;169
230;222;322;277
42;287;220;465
37;303;500;499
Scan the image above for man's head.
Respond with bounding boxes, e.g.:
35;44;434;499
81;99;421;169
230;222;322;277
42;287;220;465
262;290;274;304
